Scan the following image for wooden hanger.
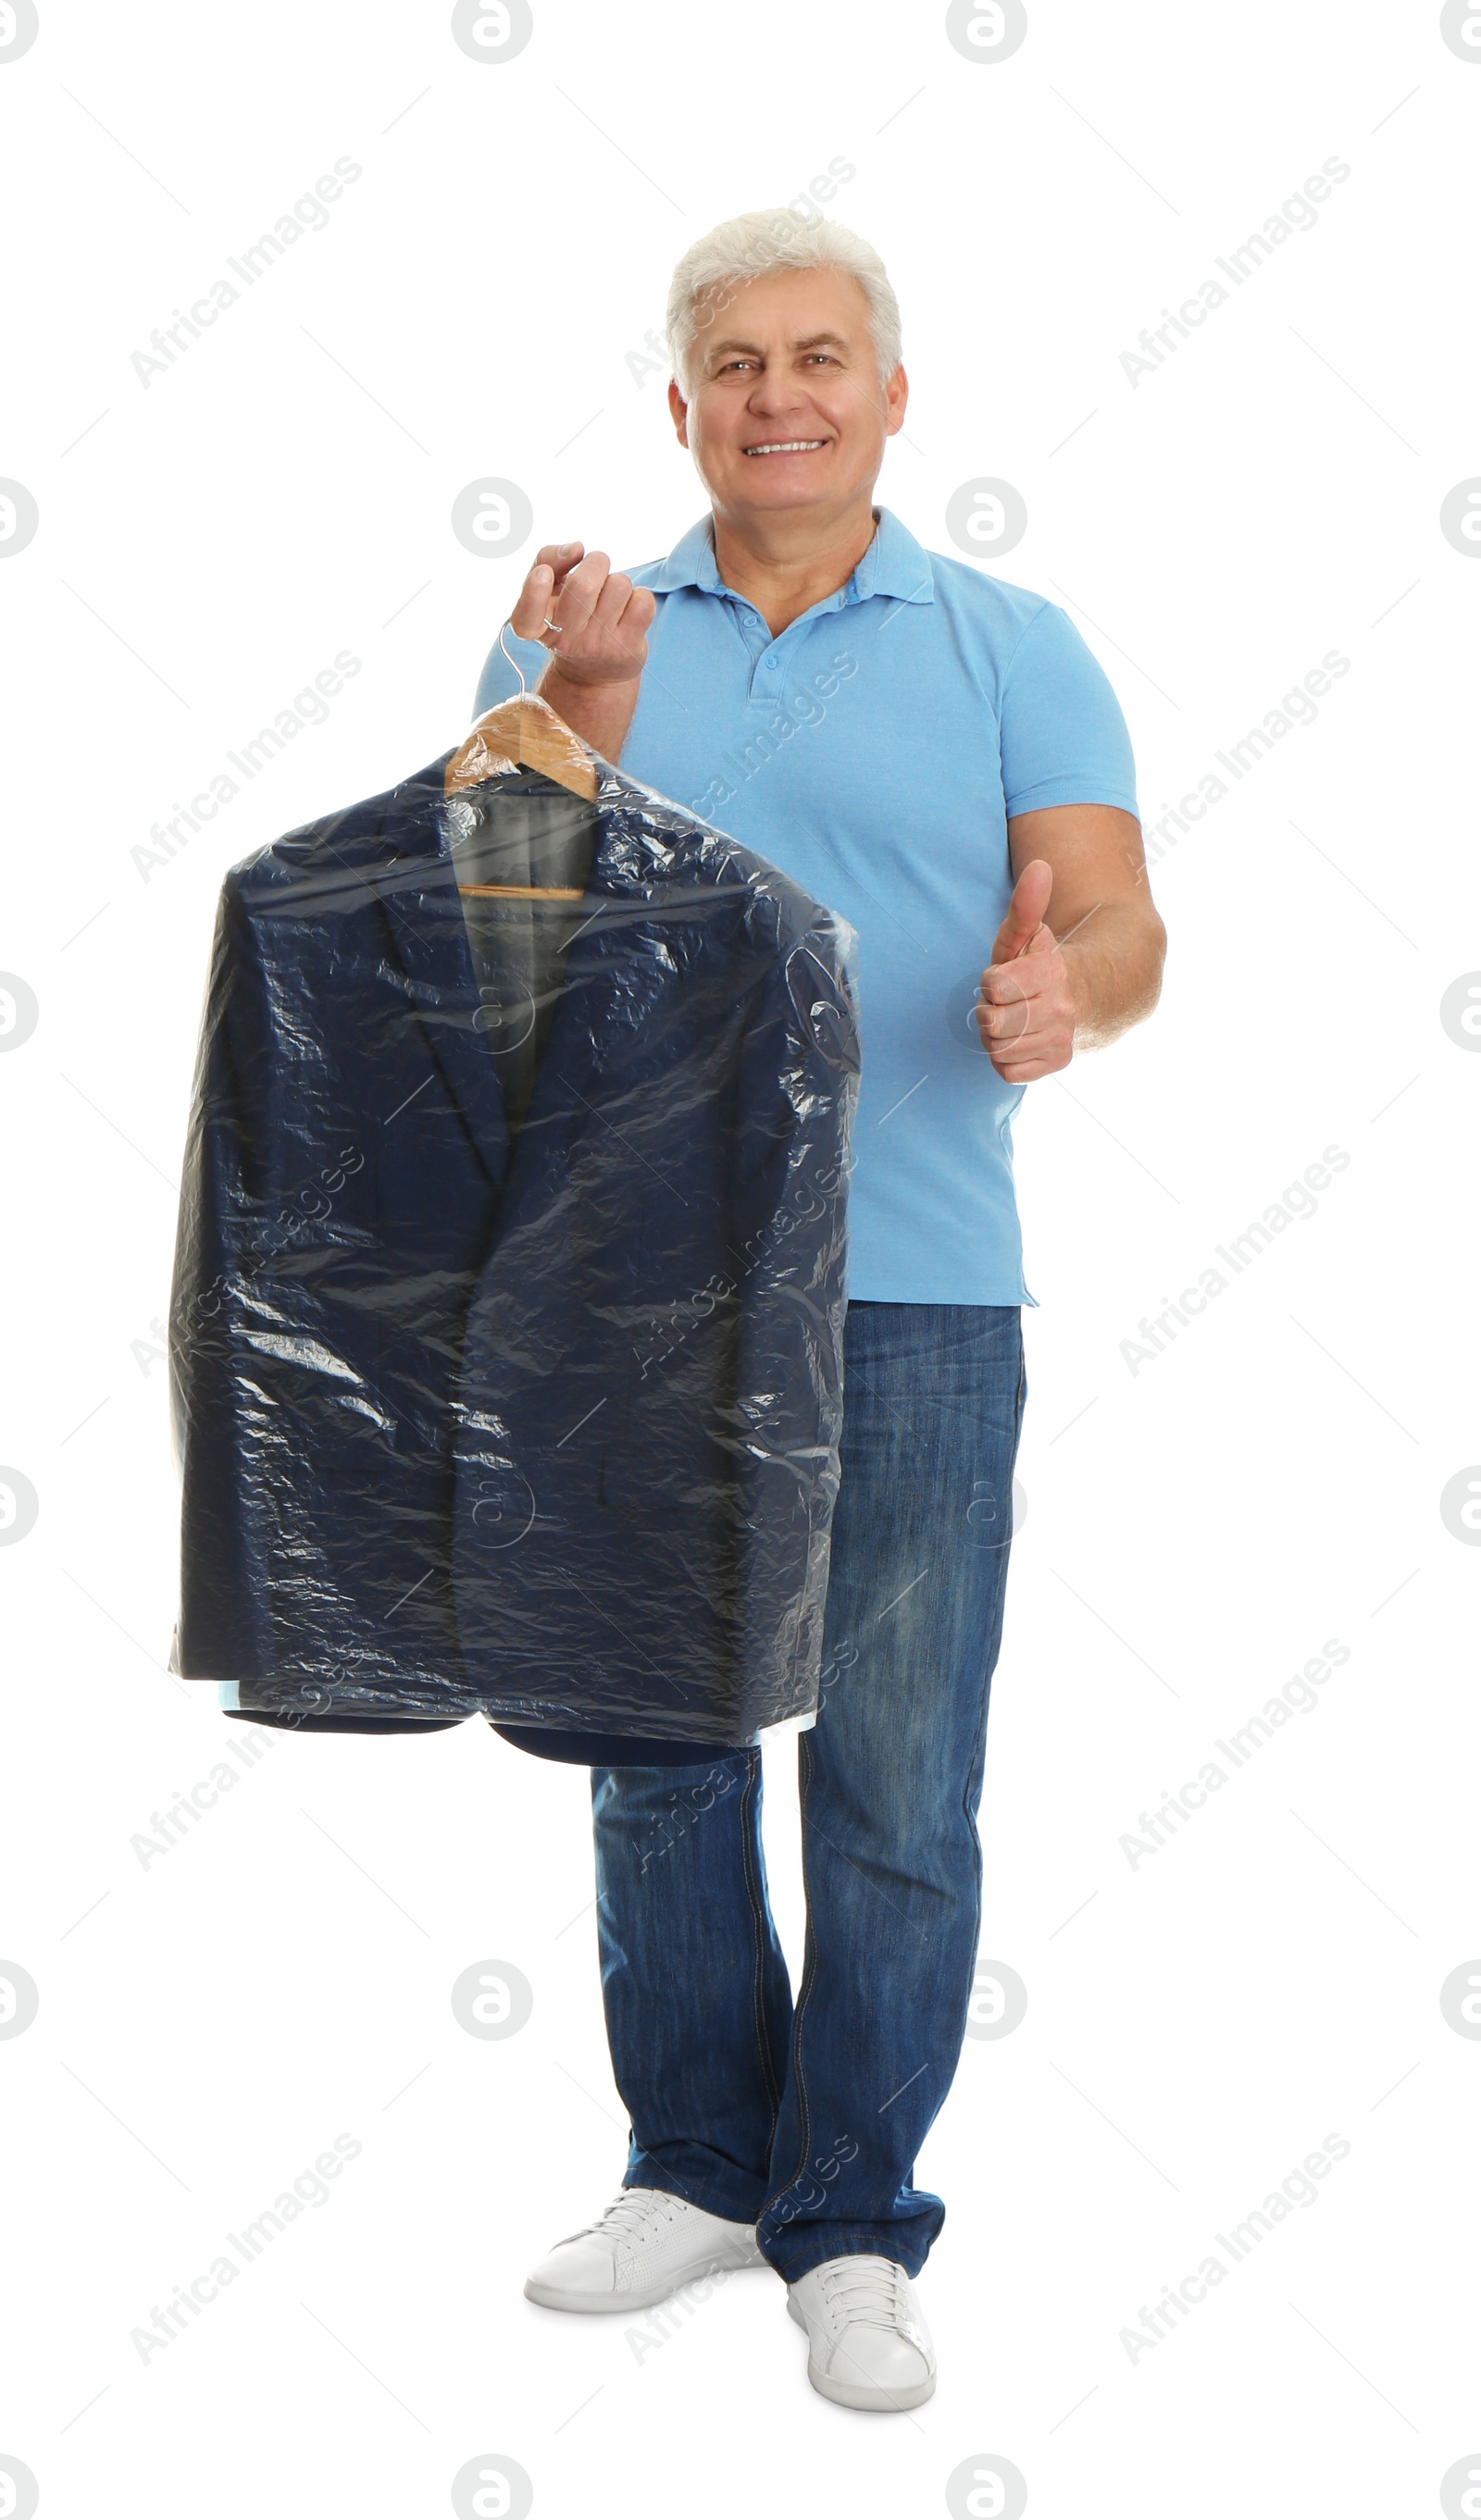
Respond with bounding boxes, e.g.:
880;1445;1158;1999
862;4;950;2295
445;618;597;899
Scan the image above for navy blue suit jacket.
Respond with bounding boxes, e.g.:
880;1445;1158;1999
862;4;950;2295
168;751;859;1744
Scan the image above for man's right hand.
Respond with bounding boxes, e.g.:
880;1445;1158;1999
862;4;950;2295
504;541;654;765
510;542;655;689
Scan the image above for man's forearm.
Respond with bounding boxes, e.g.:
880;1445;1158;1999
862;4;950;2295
537;664;642;766
1061;901;1166;1050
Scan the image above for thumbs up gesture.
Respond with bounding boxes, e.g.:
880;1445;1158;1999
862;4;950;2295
975;860;1077;1082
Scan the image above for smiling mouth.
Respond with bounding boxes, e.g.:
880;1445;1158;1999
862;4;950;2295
743;439;828;455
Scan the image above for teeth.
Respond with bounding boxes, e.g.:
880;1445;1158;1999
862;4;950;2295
745;440;825;453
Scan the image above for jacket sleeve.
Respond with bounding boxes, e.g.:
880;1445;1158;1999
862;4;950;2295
724;904;860;1722
167;871;283;1681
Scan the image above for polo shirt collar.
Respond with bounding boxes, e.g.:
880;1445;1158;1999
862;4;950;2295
650;505;935;607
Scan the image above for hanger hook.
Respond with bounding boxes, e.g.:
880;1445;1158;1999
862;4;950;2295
497;616;529;700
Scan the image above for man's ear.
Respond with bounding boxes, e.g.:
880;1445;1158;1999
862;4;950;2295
667;376;690;444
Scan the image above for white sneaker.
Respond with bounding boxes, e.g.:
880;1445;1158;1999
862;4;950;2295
787;2254;937;2411
524;2188;766;2314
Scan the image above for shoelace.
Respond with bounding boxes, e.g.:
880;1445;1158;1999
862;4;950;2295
580;2190;682;2248
817;2254;905;2331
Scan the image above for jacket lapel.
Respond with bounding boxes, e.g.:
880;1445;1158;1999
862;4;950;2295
366;756;728;1191
521;767;682;1116
531;760;761;1054
368;757;511;1191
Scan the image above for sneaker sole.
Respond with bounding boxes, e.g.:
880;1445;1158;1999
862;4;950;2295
525;2248;767;2315
787;2292;938;2412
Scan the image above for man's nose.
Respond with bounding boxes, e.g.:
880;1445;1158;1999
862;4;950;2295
747;375;811;416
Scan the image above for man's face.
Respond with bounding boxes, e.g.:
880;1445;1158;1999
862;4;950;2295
669;265;906;522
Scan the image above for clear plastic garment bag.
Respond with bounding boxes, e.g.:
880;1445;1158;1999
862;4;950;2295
168;633;862;1747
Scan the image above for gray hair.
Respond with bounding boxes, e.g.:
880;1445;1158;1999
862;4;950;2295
666;207;902;399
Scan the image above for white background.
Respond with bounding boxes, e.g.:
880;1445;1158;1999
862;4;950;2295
2;2;1478;2514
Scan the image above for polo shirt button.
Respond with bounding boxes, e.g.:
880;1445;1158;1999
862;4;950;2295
765;656;777;669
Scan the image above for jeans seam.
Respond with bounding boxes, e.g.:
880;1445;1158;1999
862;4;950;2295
958;1313;1027;2043
737;1748;785;2123
759;1727;819;2233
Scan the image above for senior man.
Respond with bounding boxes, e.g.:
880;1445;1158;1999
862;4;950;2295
473;209;1165;2414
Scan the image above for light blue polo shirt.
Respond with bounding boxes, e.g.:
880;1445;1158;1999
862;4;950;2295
473;506;1139;1306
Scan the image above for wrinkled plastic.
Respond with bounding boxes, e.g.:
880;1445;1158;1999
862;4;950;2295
168;746;860;1744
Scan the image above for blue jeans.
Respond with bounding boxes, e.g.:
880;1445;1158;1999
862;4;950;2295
589;1300;1026;2284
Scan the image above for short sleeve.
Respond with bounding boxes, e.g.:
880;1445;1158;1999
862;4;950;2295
998;600;1140;822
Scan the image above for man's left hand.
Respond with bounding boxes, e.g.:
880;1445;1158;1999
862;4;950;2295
976;859;1077;1083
